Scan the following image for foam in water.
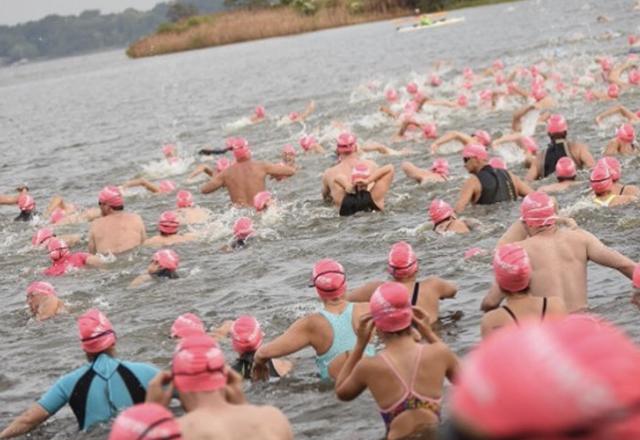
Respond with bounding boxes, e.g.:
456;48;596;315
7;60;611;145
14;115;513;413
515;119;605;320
224;116;253;132
494;143;526;164
520;108;541;137
141;157;194;179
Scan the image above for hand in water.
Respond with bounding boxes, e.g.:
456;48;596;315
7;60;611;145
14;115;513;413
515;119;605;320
251;354;270;382
145;371;173;407
355;313;374;346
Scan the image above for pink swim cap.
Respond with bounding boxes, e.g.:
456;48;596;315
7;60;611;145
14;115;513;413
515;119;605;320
489;157;507;170
608;83;620;99
493;59;505;70
590;164;613;195
479;89;493;102
463;67;474;80
254;105;265;119
531;84;547;101
628;68;640;85
521;136;538;154
634;264;640;289
253;191;272;212
172;334;226;393
336;132;357;154
299;135;317;151
547;114;568;134
171;313;205;339
370;282;412;333
232;137;251;161
158;211;180;235
158;180;176;194
493;244;531;293
233;217;254;240
464;247;486;260
216;157;230;172
351;163;370;183
388;242;418;279
384;88;399;103
311;259;346;300
462;81;473;90
282;144;296;157
18;194;35;212
430;74;442;87
231;315;264;354
430;158;449;176
98;186;124;208
153;249;180;271
555;157;576;179
617;123;636;143
457;94;469;107
49;208;65;224
630;35;639;45
602;156;621;182
406;82;418;95
32;227;54;246
176;190;194;208
599;57;613;72
77;309;116;354
47;238;70;262
495;72;506;86
27;281;57;297
422;122;438;140
429;199;454;225
462;143;489;161
451;315;640;438
289;111;300;121
162;144;176;157
108;403;182;440
520;192;556;228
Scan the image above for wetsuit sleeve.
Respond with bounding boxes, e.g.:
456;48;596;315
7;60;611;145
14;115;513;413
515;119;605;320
198;148;230;155
123;362;160;388
37;376;72;415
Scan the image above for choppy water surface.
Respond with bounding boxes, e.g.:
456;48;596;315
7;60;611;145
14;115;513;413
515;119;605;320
1;0;640;438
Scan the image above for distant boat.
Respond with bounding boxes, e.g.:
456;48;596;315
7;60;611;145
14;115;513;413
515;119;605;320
397;17;465;33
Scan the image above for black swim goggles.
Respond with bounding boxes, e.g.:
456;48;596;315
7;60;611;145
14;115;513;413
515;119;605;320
388;260;417;275
136;417;181;440
81;329;115;342
308;270;346;291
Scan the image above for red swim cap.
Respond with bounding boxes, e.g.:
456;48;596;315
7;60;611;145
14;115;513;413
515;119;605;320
422;122;438;140
172;334;225;393
232;137;251;161
158;180;176;194
171;313;205;339
336;132;357;154
32;227;54;246
429;199;454;225
77;309;116;354
176;190;194;208
430;158;449;176
299;135;317;151
608;83;620;99
601;156;621;182
311;259;346;300
47;238;70;262
493;244;531;293
158;211;180;235
49;208;65;224
370;282;412;333
406;82;418;95
27;281;57;297
617;123;636;143
18;194;35;212
462;143;489;161
153;249;179;271
590;164;613;195
388;241;418;279
555;157;576;179
162;144;176;157
231;315;264;354
430;73;442;87
384;88;399;103
547;114;568;134
282;144;296;157
98;186;124;208
108;403;182;440
520;192;556;228
253;191;272;212
254;105;265;119
233;217;254;240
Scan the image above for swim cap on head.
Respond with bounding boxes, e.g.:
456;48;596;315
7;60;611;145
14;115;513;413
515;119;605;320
555;157;577;179
634;265;640;289
27;281;57;297
216;157;230;172
462;143;489;161
384;88;398;103
463;67;474;80
608;83;620;99
630;35;639;45
231;137;251;161
532;84;547;101
430;158;449;176
590;164;613;195
351;163;370;183
77;308;116;354
311;259;346;300
547;114;568;134
495;72;506;86
47;238;70;262
162;144;176;157
602;157;621;182
32;227;54;246
171;313;205;339
451;315;640;438
388;242;418;279
429;199;454;225
282;144;296;157
406;82;418;95
457;94;469;107
489;157;507;170
521;136;538;154
520;192;556;228
493;59;504;70
233;217;254;240
336;132;357;154
422;122;438;140
49;208;65;224
628;68;640;85
172;334;226;393
299;135;317;151
479;89;493;103
158;180;176;194
254;105;265;118
617;123;636;144
231;315;264;354
158;211;180;235
599;57;613;72
370;282;412;333
253;191;272;212
153;249;180;272
289;111;299;121
176;190;194;209
98;186;124;208
493;244;531;293
430;73;442;87
18;194;35;212
108;403;182;440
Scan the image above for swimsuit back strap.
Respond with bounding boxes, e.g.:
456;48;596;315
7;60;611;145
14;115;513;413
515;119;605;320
411;282;420;306
542;297;548;319
620;185;626;196
379;352;411;393
501;305;519;324
409;344;426;390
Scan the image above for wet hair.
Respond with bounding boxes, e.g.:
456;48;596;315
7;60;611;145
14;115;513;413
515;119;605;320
152;269;179;279
160;231;176;237
381;326;413;337
549;131;567;142
14;211;34;222
557;176;576;182
112;206;124;211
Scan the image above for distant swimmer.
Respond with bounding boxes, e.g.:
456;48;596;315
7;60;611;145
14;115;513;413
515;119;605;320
0;184;28;206
130;249;180;288
250;105;266;123
286;100;315;123
537;157;581;193
32;227;81;249
454;144;531;213
25;281;65;321
430;129;492;154
201;137;295;207
14;193;36;222
299;135;325;154
590;162;636;208
221;217;254;251
121;178;176;194
0;309;159;437
480;244;566;339
144;211;197;247
428;199;471;234
253;259;375;381
402;158;449;185
526;114;595;181
335;162;394;216
604;123;637;156
162;144;179;165
175;190;210;224
43;238;103;277
46;195;101;225
595;104;640;125
602;156;640;197
88;186;147;255
281;144;297;169
482;192;636;313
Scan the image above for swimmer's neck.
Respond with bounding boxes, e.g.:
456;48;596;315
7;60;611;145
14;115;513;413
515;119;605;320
505;291;530;301
181;390;227;412
529;225;557;237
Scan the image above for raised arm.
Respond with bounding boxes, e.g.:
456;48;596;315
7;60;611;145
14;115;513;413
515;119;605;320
431;131;473;153
122;178;160;193
264;163;296;178
201;172;225;194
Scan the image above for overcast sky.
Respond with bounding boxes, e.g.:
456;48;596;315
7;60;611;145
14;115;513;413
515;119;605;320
1;0;163;25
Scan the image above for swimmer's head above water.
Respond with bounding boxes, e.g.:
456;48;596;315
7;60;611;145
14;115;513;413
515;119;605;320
310;259;346;300
590;163;613;195
493;244;531;293
233;217;254;241
109;403;182;440
158;211;180;235
231;316;264;354
617;123;636;144
98;186;124;215
253;191;272;212
47;238;70;262
547;114;568;141
520;192;557;230
336;131;357;155
370;282;412;334
387;241;418;280
172;334;225;394
171;313;205;339
176;190;194;208
555;157;577;181
601;157;621;182
351;163;370;191
462;143;489;173
26;281;58;315
429;199;455;226
32;227;55;247
150;249;180;278
77;308;117;355
231;137;251;162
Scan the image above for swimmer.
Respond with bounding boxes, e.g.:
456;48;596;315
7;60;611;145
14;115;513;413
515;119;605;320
480;244;566;338
201;138;295;207
526;114;595;181
43;238;103;277
401;158;448;184
187;156;231;182
595;104;640;125
88;186;146;254
299;135;325;154
15;194;36;222
601;156;640;197
430;129;492;154
143;211;197;247
46;196;101;225
130;249;180;288
175;190;210;224
220;217;254;252
333;162;393;216
590;163;636;208
336;283;459;439
162;144;178;164
250;105;266;124
482;192;636;312
121;178;176;194
253;259;375;381
491;134;538;167
25;281;65;321
537;157;582;193
32;227;81;249
253;191;273;212
281;144;297;168
0;309;159;437
455;144;531;213
108;403;182;440
0;184;28;206
511;99;553;133
429;199;471;234
348;242;457;325
287;100;315;123
604;123;638;156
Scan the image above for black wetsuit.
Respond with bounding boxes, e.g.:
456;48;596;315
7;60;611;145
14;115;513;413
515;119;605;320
542;140;571;178
339;190;380;217
152;269;179;279
232;352;280;380
198;147;231;156
14;210;34;222
475;166;516;205
502;297;548;324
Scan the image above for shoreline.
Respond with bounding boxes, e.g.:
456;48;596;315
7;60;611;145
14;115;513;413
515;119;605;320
126;0;521;59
